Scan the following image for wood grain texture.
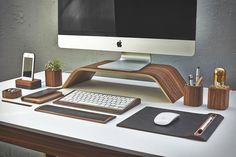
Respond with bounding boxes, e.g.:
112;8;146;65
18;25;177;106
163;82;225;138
35;105;116;124
184;85;203;107
63;70;95;88
45;70;62;87
21;92;63;104
15;79;41;89
208;85;230;110
0;124;144;157
2;88;22;99
45;154;56;157
63;60;186;103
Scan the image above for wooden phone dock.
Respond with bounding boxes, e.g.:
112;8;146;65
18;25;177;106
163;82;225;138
63;61;186;103
16;79;41;89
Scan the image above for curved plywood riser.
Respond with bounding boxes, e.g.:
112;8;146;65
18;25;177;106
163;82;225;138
63;61;186;103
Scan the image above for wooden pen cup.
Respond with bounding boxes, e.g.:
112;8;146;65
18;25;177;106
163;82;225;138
184;84;203;107
208;85;230;110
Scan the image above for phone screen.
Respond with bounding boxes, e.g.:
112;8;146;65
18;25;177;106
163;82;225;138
23;57;33;77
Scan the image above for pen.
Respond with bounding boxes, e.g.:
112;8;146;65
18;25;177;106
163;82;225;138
195;67;200;82
195;76;203;86
194;114;217;136
188;74;194;86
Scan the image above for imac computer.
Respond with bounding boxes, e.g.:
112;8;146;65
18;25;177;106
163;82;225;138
58;0;197;71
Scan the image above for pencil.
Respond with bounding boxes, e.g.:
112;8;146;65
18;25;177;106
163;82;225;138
2;99;32;107
195;76;203;86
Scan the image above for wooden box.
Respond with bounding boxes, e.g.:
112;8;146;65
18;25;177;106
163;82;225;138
184;84;203;107
2;88;22;99
208;85;230;110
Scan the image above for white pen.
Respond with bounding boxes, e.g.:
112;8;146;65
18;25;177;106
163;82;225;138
188;74;194;86
195;67;200;82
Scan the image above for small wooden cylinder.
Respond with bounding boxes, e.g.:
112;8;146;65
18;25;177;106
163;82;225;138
45;69;62;87
208;85;230;110
184;85;203;107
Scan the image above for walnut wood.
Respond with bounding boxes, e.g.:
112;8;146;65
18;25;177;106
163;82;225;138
15;79;41;89
45;70;62;87
35;105;116;124
63;60;185;103
45;154;56;157
184;85;203;107
208;85;230;110
2;88;22;99
22;92;63;104
0;124;144;157
63;70;96;88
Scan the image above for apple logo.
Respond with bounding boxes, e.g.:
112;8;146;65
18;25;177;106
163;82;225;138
117;40;122;47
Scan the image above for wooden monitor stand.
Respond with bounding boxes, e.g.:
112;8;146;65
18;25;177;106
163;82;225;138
63;60;186;103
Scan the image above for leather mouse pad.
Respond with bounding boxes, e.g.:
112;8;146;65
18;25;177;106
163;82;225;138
117;107;224;141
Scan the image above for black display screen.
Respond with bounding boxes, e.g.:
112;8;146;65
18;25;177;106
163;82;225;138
58;0;196;40
23;57;33;77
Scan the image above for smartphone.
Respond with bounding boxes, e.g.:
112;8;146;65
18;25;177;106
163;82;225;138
22;52;35;81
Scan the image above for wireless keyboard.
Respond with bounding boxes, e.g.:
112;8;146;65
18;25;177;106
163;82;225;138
54;90;141;114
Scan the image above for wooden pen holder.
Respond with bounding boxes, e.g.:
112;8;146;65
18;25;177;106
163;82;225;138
184;84;203;107
208;85;230;110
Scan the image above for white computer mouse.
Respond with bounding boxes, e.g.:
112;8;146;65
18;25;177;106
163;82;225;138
154;112;180;126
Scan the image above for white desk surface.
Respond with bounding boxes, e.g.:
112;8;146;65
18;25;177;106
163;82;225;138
0;72;236;157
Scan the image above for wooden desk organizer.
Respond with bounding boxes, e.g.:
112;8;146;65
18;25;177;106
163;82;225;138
184;85;203;107
2;88;22;99
208;85;230;110
63;60;186;103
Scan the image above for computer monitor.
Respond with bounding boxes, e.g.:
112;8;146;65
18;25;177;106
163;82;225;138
58;0;197;71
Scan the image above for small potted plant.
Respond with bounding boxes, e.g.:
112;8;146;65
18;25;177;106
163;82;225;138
45;59;63;87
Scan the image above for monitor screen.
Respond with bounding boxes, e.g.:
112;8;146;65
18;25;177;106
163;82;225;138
58;0;197;56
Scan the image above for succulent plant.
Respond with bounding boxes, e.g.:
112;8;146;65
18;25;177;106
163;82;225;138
45;59;63;71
